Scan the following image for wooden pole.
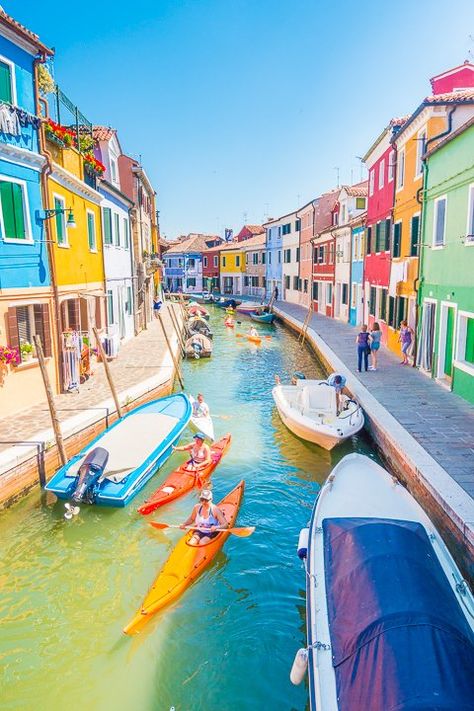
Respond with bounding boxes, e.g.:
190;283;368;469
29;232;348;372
92;327;124;418
33;335;67;467
157;311;185;390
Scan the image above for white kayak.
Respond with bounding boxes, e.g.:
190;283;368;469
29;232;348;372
189;395;215;441
272;379;364;450
299;453;474;711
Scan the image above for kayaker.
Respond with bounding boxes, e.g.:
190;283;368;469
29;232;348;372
180;489;228;545
249;326;259;338
172;433;212;472
224;316;235;327
192;393;210;418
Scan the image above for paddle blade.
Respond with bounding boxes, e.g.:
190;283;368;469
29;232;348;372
230;526;255;537
149;522;170;530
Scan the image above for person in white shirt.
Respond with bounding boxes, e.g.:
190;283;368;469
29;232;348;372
192;393;210;418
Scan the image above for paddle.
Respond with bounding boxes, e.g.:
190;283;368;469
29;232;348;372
149;522;255;537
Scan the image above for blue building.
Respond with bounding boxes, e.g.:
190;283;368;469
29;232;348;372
164;233;221;293
264;214;286;300
349;217;366;327
0;11;57;414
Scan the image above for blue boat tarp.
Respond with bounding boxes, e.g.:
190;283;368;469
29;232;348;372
323;518;474;711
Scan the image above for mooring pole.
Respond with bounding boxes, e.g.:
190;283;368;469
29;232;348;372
92;327;124;418
33;335;67;467
157;311;185;390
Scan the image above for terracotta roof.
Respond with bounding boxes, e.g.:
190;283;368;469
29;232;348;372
341;180;368;197
240;233;266;249
166;233;221;254
426;115;474;157
243;224;265;235
217;240;245;252
0;8;53;55
93;126;116;141
423;88;474;103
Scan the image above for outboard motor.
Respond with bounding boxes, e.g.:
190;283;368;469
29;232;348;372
192;340;203;359
65;447;109;519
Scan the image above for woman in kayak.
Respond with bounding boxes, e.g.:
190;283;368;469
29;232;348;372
249;326;259;338
180;489;228;545
172;432;212;473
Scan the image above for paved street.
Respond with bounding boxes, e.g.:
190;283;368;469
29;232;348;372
277;301;474;499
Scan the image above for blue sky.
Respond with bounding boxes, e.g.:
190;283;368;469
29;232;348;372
14;0;474;238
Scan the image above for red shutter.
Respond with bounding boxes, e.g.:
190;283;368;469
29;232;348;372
7;306;19;349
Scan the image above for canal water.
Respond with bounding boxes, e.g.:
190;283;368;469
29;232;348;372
0;306;379;711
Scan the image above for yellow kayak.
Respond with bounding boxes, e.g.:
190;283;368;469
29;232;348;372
124;480;245;634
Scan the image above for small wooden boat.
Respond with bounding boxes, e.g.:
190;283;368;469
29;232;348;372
185;334;212;358
187;305;210;319
250;311;275;324
214;298;242;309
125;479;244;634
187;316;213;339
236;302;262;314
272;379;364;450
137;434;231;515
45;394;192;508
298;453;474;710
189;394;215;441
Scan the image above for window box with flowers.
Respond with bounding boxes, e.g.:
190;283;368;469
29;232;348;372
83;153;105;176
45;119;75;148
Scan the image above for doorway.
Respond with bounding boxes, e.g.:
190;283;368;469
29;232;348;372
437;302;456;384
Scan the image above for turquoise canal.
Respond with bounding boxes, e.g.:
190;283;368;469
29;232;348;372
0;307;379;711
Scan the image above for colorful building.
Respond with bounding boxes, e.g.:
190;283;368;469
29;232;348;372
164;234;220;293
280;211;301;304
242;233;266;298
219;241;245;294
0;11;56;414
349;215;366;327
295;199;317;308
94;127;134;350
202;244;221;292
389;63;474;357
235;224;264;242
363;118;406;342
264;212;296;300
417;117;474;404
332;182;367;322
311;192;340;316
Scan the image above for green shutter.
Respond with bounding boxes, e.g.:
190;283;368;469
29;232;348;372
123;217;129;248
103;208;112;244
0;181;27;240
393;223;401;258
465;318;474;365
410;215;420;256
0;61;12;103
87;212;95;250
384;219;391;251
367;226;372;254
54;197;65;244
114;213;120;246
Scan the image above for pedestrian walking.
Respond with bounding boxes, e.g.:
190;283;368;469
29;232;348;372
398;320;413;365
356;325;370;373
368;322;382;371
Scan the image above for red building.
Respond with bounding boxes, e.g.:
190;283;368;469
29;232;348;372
310;191;339;316
201;245;221;291
235;224;264;242
363;118;406;343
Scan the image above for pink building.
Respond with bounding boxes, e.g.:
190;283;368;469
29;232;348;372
429;61;474;94
235;224;265;242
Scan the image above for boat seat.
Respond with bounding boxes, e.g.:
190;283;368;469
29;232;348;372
301;385;337;416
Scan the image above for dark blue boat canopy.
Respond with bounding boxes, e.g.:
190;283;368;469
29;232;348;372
323;518;474;711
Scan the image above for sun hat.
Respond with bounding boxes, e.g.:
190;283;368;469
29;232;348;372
200;489;213;501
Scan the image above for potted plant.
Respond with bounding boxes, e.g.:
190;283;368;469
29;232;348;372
20;341;34;362
0;345;19;367
45;119;75;148
83;152;105;175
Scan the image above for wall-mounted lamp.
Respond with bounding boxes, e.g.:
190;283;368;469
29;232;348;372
39;208;77;229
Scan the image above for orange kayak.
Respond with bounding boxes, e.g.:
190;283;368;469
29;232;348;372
124;480;245;634
137;434;231;516
247;335;261;344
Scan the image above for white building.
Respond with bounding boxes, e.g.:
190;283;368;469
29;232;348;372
281;211;301;304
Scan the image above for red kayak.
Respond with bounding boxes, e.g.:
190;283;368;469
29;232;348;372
137;434;232;515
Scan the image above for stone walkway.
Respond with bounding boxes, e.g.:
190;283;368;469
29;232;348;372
0;303;183;464
276;301;474;499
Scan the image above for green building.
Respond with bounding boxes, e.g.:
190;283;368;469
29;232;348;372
417;116;474;404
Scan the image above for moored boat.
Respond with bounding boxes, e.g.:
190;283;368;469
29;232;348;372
189;394;215;440
187;305;210;319
235;301;262;314
125;479;244;633
137;433;231;515
250;311;275;324
187;316;213;339
45;394;192;508
298;453;474;710
185;333;212;359
272;379;364;450
214;298;242;308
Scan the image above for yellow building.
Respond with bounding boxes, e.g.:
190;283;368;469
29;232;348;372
389;80;474;355
219;243;245;294
44;109;106;392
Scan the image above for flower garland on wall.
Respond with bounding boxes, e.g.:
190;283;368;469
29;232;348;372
83;152;105;175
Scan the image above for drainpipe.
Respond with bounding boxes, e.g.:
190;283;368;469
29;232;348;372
413;105;457;369
34;55;63;394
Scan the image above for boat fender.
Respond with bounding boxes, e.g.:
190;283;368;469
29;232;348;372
290;647;308;685
297;527;309;560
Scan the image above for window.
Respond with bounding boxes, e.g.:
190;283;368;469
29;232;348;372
0;178;30;241
392;222;402;258
187;258;196;269
245;253;249;265
296;247;300;262
222;256;226;267
268;252;271;264
125;286;133;315
295;219;301;231
8;304;52;361
332;211;339;226
384;218;391;251
351;283;357;308
113;213;120;246
397;296;408;327
369;169;375;196
103;207;112;245
342;283;348;305
107;290;114;324
53;195;67;246
388;296;396;327
293;276;299;290
87;210;96;251
282;223;291;235
278;250;281;263
378;159;385;190
312;281;319;300
410;214;420;256
244;275;249;287
110;156;119;185
213;255;218;267
369;286;376;316
0;57;14;104
433;196;447;247
329;243;334;264
375;222;382;253
326;283;332;305
467;184;474;242
304;279;308;293
285;275;290;289
356;197;366;210
253;252;258;265
284;248;291;263
318;245;324;264
187;278;196;288
388;150;395;182
261;252;266;264
235;255;240;267
203;256;208;267
456;312;474;370
380;288;388;321
123;217;130;249
416;130;427;177
267;228;272;242
366;226;372;254
397;148;405;189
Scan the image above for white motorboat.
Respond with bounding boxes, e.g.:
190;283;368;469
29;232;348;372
189;394;215;441
295;453;474;710
272;379;364;450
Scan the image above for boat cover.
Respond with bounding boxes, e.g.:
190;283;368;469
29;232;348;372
323;518;474;711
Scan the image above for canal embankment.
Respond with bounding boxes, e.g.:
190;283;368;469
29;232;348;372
0;302;185;509
274;301;474;581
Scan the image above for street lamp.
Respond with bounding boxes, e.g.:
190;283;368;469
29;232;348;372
38;207;77;229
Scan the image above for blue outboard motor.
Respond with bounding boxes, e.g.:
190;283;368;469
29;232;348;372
65;447;109;519
192;340;203;359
